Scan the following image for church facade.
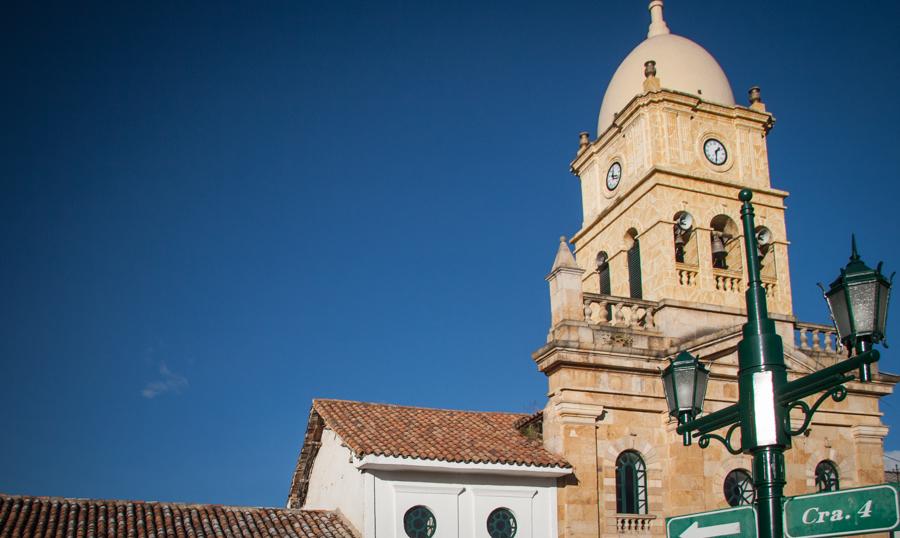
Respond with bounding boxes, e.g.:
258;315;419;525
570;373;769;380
537;1;895;535
293;2;895;537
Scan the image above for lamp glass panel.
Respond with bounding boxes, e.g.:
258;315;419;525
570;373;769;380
827;287;851;339
849;281;877;334
663;371;677;413
877;281;890;336
693;368;709;410
674;368;696;412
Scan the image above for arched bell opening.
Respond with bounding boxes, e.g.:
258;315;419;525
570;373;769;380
709;215;741;273
755;225;776;280
673;211;698;266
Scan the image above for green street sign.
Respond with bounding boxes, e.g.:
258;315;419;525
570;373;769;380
667;505;757;538
783;483;900;538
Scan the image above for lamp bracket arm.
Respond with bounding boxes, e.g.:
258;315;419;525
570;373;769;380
777;349;879;405
697;422;743;455
676;403;740;436
784;385;848;437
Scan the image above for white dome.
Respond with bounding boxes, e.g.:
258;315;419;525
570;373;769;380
597;5;735;134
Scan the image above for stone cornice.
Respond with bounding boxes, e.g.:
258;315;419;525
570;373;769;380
554;401;606;425
850;425;890;441
571;89;774;173
545;265;584;282
570;170;789;246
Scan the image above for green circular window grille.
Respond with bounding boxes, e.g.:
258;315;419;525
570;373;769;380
403;505;436;538
487;507;517;538
724;469;755;507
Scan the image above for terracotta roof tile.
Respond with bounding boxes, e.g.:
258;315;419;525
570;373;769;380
0;494;357;538
311;399;568;468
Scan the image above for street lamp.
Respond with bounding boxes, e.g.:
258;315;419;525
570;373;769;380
822;236;894;382
660;188;892;538
661;351;709;446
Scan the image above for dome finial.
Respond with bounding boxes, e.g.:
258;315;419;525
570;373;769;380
648;1;670;38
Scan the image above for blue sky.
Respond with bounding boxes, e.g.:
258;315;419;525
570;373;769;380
2;1;899;508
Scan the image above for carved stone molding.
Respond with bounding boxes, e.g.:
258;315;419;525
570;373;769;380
554;402;606;425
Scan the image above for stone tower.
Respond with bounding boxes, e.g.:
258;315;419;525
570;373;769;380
535;2;895;537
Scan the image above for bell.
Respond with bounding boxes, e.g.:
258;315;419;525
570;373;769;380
711;231;731;270
711;233;727;255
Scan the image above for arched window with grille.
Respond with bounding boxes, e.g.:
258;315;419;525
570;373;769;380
615;450;647;514
596;251;611;295
815;461;839;492
723;469;755;507
625;229;642;299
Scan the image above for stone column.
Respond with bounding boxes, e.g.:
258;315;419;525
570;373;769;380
547;401;605;538
851;425;889;485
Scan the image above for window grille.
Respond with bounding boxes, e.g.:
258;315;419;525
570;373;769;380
723;469;755;507
616;450;648;514
815;461;839;492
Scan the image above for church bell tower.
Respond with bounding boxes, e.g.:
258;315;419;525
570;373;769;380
535;2;893;537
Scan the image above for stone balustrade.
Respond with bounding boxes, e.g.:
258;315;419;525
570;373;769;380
713;269;742;293
615;514;655;534
583;293;659;330
794;322;843;354
675;263;699;287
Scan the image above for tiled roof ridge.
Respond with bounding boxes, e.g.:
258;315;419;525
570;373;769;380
513;410;543;431
312;398;531;418
0;492;328;512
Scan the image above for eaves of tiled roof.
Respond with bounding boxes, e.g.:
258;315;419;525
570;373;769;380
0;493;358;538
286;399;569;509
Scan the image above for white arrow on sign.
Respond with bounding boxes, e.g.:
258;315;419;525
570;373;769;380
680;520;741;538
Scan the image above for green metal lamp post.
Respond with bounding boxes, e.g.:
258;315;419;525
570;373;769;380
822;236;894;382
661;189;892;538
661;351;709;447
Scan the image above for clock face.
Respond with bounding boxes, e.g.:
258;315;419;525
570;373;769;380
606;162;622;191
703;138;727;165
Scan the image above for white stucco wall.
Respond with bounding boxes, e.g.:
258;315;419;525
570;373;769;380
369;469;558;538
304;431;565;537
303;428;365;533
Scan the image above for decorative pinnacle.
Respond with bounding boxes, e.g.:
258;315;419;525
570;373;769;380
578;131;590;151
648;1;671;38
739;189;753;202
749;86;761;104
851;234;860;261
551;235;578;271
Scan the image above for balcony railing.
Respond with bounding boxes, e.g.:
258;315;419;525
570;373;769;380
675;263;699;287
583;293;659;331
713;268;743;293
615;514;655;534
794;322;843;354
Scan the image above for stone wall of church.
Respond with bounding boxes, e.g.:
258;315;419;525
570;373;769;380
537;344;891;538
